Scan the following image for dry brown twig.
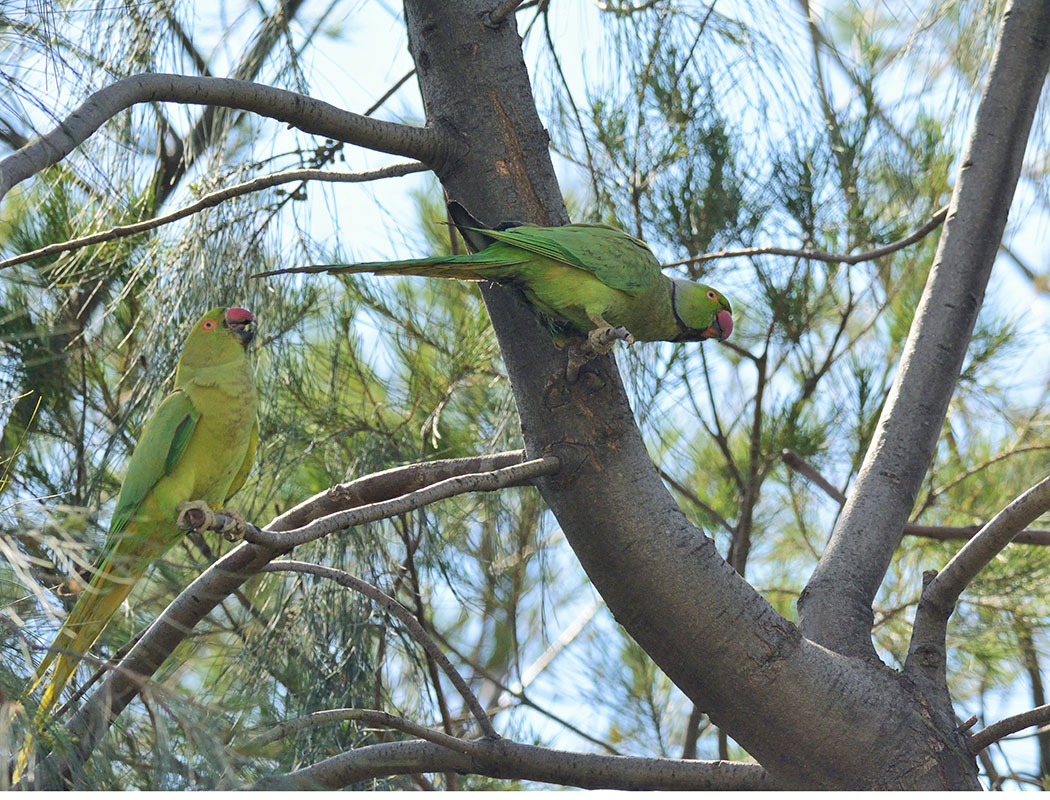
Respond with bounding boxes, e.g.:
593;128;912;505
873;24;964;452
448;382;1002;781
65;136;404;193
664;206;949;269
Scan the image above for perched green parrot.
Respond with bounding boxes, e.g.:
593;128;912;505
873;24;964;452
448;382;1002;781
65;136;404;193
257;218;733;355
17;306;258;775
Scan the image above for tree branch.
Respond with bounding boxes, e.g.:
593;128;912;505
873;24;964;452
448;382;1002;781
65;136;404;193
662;206;948;269
969;704;1050;755
20;451;542;788
253;737;773;791
782;451;1050;545
235;456;560;549
907;474;1050;685
242;707;477;756
798;0;1050;658
0;73;460;204
0;162;428;271
259;560;498;739
265;450;531;530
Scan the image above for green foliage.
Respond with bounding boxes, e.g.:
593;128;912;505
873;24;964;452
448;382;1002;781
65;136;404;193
2;0;1049;791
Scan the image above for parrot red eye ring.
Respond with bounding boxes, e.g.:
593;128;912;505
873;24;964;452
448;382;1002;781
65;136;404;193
203;320;216;330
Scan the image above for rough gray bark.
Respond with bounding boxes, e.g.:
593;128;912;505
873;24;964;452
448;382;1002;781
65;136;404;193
13;0;1048;790
799;0;1050;658
399;0;990;789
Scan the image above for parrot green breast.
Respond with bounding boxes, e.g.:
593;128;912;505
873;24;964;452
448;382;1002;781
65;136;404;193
107;361;258;578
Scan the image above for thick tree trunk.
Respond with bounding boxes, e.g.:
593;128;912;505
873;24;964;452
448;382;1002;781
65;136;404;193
401;0;984;789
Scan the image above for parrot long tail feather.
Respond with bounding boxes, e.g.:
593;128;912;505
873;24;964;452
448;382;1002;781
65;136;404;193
28;576;138;717
254;254;528;280
14;572;140;783
13;575;135;785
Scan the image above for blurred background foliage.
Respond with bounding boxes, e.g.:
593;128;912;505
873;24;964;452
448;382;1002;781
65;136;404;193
2;0;1050;789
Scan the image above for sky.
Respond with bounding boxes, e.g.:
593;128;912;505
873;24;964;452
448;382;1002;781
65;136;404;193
3;0;1050;786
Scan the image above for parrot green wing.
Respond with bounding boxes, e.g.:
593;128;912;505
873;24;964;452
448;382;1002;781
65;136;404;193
109;389;199;538
476;224;660;294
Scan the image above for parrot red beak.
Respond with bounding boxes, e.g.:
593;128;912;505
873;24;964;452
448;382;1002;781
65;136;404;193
692;309;733;342
712;309;732;341
224;307;255;346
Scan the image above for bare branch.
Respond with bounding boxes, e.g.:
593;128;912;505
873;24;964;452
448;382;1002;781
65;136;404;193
0;162;429;271
781;450;846;504
800;0;1050;657
905;473;1050;697
253;737;773;791
238;456;560;549
919;473;1050;620
663;207;948;269
260;559;498;739
272;450;531;530
782;451;1050;545
0;73;460;204
903;524;1050;547
242;707;477;756
970;704;1050;755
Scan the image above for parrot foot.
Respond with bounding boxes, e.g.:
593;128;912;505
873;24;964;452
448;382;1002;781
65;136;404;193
564;326;635;382
177;500;217;531
218;508;248;542
588;324;635;352
176;502;248;542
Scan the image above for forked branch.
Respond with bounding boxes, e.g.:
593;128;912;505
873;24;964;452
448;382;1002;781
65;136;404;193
21;451;554;789
0;162;429;271
178;455;560;549
969;703;1050;755
915;474;1050;626
254;737;773;791
663;207;948;269
0;73;460;204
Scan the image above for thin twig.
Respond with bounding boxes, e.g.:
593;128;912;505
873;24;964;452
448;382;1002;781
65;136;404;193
242;707;478;756
781;451;1050;545
433;629;621;755
663;206;948;269
364;70;417;117
0;162;429;271
781;451;845;503
260;560;499;739
970;704;1050;755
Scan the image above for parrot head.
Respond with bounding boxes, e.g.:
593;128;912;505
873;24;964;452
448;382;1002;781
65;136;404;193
670;279;733;342
176;307;256;375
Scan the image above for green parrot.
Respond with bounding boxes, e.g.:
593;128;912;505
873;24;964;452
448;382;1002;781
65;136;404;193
17;306;258;775
257;218;733;355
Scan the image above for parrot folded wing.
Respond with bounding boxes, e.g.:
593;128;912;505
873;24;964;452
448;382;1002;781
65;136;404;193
471;224;656;294
24;389;200;712
109;390;199;538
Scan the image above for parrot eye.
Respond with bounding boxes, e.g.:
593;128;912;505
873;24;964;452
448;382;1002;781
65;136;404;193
202;319;216;330
706;290;717;300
